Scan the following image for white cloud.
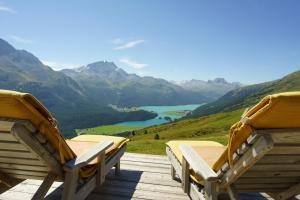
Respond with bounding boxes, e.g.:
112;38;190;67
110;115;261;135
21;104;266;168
10;35;33;44
41;60;80;71
0;5;16;14
114;39;145;50
119;57;148;69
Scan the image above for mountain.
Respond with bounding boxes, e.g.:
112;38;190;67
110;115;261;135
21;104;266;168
176;78;242;100
0;38;156;136
61;61;211;106
188;70;300;118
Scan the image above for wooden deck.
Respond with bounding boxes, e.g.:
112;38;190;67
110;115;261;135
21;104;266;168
0;153;299;200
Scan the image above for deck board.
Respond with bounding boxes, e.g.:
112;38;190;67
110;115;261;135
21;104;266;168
0;153;299;200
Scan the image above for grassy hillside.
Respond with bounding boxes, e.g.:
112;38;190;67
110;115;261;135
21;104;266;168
188;70;300;118
77;125;142;135
126;109;243;154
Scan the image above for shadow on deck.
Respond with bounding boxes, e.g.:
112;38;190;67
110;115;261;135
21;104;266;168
0;153;297;200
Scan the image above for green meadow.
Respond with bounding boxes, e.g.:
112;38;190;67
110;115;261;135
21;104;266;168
126;109;243;154
77;125;143;135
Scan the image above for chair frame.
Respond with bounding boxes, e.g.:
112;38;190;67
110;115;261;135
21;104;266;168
0;118;126;200
167;128;300;200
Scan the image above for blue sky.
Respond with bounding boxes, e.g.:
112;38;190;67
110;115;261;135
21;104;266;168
0;0;300;84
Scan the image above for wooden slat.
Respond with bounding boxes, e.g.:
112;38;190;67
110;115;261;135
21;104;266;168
122;156;170;165
0;168;48;176
0;132;17;142
258;155;300;164
221;135;274;187
94;185;190;200
0;150;40;159
269;145;300;155
243;171;300;177
252;164;300;171
120;160;170;169
0;141;28;151
0;157;45;166
256;129;300;144
7;174;45;180
123;153;168;160
0;163;48;171
0;121;14;132
236;177;300;184
234;183;292;189
99;179;186;195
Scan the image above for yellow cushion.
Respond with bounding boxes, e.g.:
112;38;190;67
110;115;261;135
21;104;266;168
67;135;129;178
217;91;300;169
0;90;129;178
0;90;75;163
166;140;225;184
168;92;300;182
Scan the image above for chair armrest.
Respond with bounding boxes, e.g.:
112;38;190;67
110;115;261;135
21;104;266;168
179;144;218;182
64;140;113;169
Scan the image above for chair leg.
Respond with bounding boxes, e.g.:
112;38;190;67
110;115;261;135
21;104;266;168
97;155;106;186
32;172;57;200
115;161;120;176
227;186;237;200
171;166;176;180
182;157;190;193
204;182;218;200
62;169;79;200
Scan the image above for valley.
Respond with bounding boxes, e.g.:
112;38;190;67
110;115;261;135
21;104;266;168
78;104;202;135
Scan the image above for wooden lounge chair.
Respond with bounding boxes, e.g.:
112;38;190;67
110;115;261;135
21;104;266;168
0;90;128;200
166;92;300;200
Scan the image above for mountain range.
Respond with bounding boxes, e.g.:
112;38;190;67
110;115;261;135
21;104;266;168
188;70;300;118
0;38;240;135
175;78;242;100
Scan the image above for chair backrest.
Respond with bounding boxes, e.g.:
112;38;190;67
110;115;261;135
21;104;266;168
217;128;300;198
0;119;62;180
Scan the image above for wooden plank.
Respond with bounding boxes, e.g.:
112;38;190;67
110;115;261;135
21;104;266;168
106;170;181;187
121;156;170;165
221;135;274;188
252;164;300;171
236;177;300;184
98;179;186;195
0;150;39;159
124;153;168;160
0;168;48;177
258;155;300;164
166;147;182;180
76;176;97;200
0;120;14;132
12;123;62;176
95;185;190;200
243;171;300;177
61;168;78;200
32;172;57;200
121;160;170;169
0;157;45;166
0;141;28;151
234;183;292;189
5;173;45;180
0;132;17;142
0;163;48;171
277;182;300;199
256;129;300;144
269;146;300;155
120;164;170;174
182;157;190;193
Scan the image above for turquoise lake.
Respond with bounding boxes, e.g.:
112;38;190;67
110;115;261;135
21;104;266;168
114;104;203;127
